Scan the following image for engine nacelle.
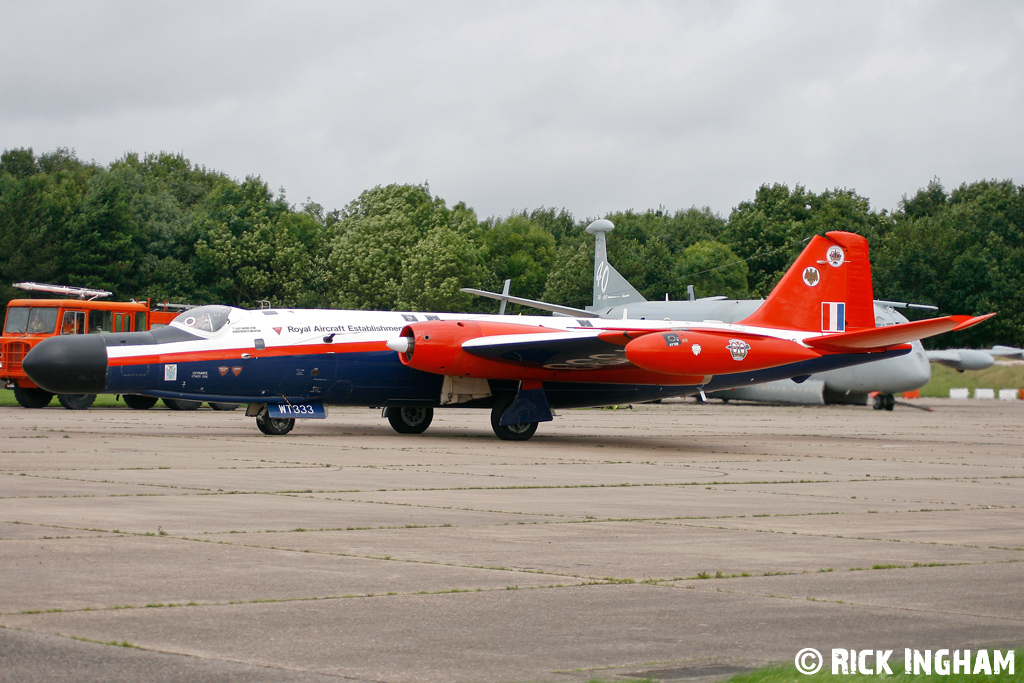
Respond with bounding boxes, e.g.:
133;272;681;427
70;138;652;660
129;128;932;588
388;320;557;376
624;330;821;375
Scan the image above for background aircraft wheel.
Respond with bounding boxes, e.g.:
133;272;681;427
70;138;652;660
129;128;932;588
122;394;158;410
208;402;239;411
490;395;538;441
872;393;896;411
163;398;202;411
386;406;433;434
256;414;294;436
13;386;54;408
58;394;96;410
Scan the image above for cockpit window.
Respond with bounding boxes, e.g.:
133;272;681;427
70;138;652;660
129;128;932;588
172;305;232;333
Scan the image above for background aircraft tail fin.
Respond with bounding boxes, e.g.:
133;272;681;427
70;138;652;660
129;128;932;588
586;219;648;311
740;231;876;333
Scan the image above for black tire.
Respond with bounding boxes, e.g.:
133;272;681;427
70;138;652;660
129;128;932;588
163;398;202;411
256;413;294;436
872;393;897;411
58;394;96;410
13;386;54;408
489;394;538;442
385;406;434;434
208;402;239;411
123;394;158;410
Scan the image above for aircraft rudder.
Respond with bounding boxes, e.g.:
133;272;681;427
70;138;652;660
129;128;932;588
740;231;875;333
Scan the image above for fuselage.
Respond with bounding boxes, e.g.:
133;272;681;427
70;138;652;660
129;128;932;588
23;305;910;412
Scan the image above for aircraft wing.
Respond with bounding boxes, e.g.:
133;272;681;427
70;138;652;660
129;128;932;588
926;349;995;371
459;288;598;318
805;313;996;352
990;345;1024;359
460;328;644;369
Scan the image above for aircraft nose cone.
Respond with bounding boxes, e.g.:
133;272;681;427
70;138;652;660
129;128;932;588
22;334;109;394
386;337;411;354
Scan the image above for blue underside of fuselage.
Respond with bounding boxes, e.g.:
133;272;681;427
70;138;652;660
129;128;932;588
107;347;910;409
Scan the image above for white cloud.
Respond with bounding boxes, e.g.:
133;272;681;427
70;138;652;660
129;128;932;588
3;0;1022;219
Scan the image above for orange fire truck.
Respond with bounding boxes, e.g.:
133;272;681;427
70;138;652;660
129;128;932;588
1;282;189;409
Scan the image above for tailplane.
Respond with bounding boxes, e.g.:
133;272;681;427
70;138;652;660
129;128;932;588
740;231;876;333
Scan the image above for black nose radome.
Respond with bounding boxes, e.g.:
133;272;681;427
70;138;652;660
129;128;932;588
23;334;109;394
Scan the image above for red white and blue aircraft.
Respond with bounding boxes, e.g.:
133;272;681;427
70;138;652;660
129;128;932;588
22;231;991;440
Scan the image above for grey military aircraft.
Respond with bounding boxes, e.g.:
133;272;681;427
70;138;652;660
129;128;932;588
463;219;936;410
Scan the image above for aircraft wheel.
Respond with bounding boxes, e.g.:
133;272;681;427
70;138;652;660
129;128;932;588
13;386;54;408
386;406;433;434
163;398;202;411
256;414;295;436
872;393;897;411
490;395;538;441
123;394;158;410
208;402;239;411
58;394;96;410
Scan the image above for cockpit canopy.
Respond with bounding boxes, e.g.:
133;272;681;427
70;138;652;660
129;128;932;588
172;305;233;333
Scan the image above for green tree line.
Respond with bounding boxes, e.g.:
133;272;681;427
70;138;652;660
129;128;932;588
2;147;1021;348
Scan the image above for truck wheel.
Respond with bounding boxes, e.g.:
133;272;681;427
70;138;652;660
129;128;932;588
163;398;202;410
489;394;538;441
14;386;54;408
208;402;239;411
256;414;294;435
386;406;433;434
123;394;158;410
58;394;96;410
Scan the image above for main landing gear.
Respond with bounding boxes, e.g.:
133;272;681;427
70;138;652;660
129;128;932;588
385;406;434;434
489;394;538;442
872;393;896;411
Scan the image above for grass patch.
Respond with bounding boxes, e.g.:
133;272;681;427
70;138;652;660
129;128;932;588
919;364;1024;397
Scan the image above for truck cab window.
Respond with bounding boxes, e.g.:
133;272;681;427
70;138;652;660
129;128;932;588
61;311;86;335
25;308;59;334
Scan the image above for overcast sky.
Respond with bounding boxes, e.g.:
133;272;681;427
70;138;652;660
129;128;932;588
4;1;1022;221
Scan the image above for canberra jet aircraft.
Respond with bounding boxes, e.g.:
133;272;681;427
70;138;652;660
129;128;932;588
23;231;991;440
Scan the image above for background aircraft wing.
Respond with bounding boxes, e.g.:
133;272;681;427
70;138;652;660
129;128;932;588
459;288;598;317
926;349;996;371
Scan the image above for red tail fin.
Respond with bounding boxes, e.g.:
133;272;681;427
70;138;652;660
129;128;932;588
740;231;875;333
